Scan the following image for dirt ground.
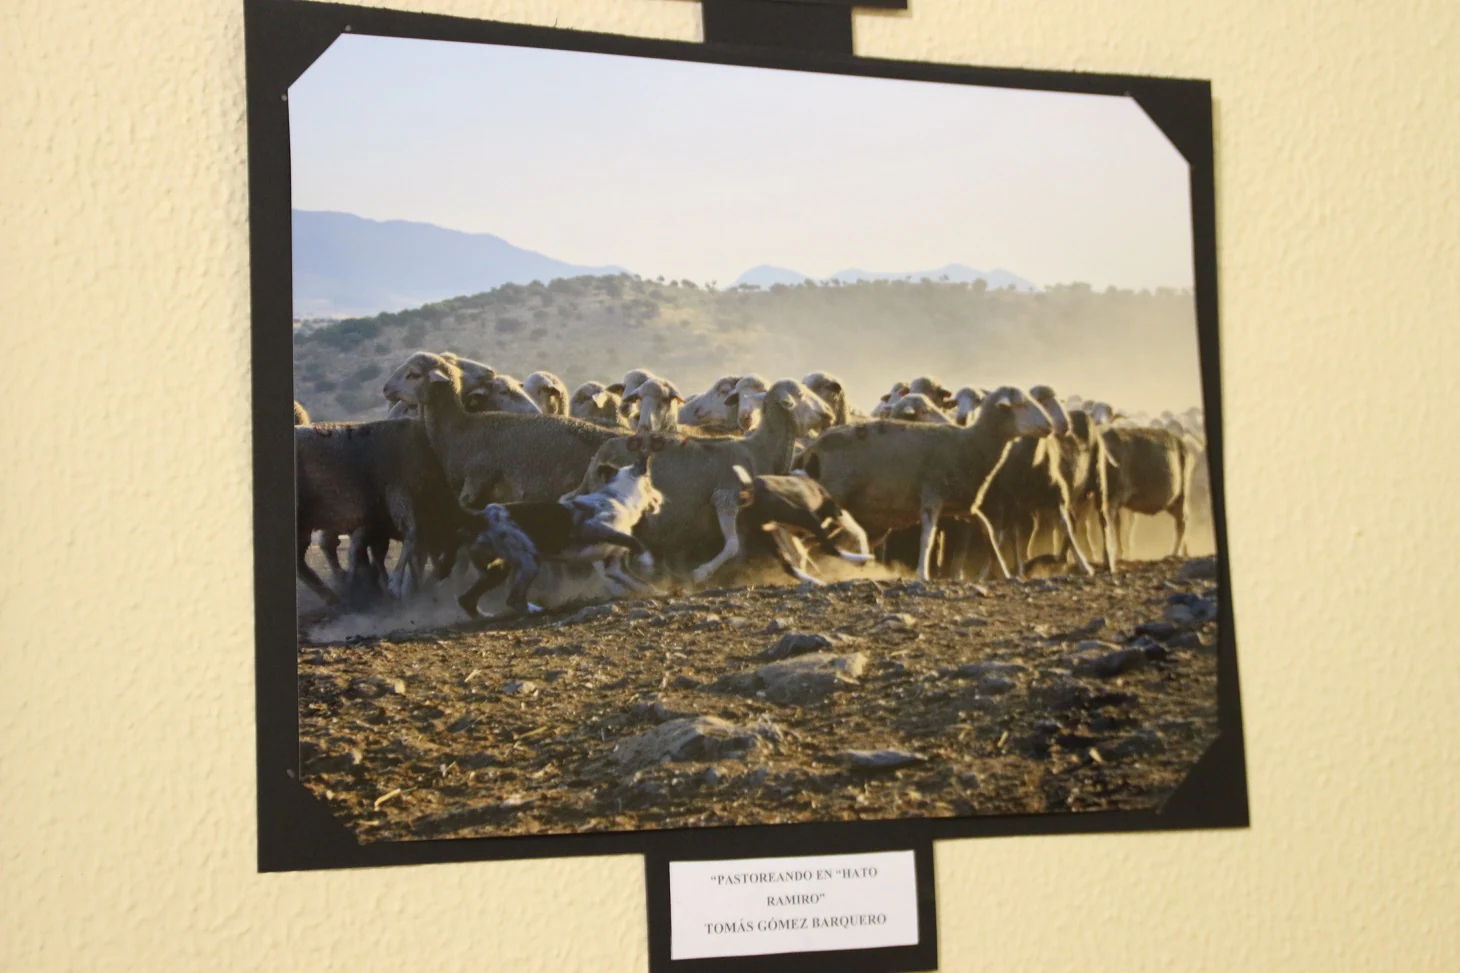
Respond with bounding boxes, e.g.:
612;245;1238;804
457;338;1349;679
297;555;1220;843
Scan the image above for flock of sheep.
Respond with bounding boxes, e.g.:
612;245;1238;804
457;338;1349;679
295;352;1211;616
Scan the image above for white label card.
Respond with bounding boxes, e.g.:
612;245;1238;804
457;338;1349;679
669;849;919;960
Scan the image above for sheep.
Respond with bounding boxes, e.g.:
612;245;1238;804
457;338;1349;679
478;374;542;415
567;379;835;584
384;352;494;418
615;368;663;427
1086;400;1118;426
293;401;310;425
797;386;1057;582
678;375;743;433
524;371;569;416
618;368;657;397
731;465;872;584
1098;425;1195;564
889;392;955;424
951;386;987;426
294;418;461;605
908;375;955;412
1041;407;1115;572
621;377;686;436
381;352;621;510
570;381;630;429
871;380;911;418
971;386;1096;578
801;372;858;427
726;374;770;433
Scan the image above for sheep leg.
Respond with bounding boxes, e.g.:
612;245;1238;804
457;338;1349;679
1170;490;1190;558
1025;511;1046;565
1010;522;1029;579
1058;506;1095;575
973;508;1013;580
388;535;422;601
1109;506;1126;567
429;543;460;584
689;495;743;584
942;522;969;581
320;532;346;582
1093;499;1116;573
917;498;943;582
297;532;339;606
1050;506;1072;563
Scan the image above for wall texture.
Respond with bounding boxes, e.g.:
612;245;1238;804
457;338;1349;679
4;0;1457;969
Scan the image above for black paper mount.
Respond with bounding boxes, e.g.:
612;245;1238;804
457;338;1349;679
249;3;1245;970
699;0;900;54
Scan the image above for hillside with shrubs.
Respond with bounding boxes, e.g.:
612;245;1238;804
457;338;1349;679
293;273;1202;422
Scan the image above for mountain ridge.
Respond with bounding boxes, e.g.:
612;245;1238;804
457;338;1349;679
293;209;627;319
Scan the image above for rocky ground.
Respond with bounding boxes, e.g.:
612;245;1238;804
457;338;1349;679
297;557;1221;843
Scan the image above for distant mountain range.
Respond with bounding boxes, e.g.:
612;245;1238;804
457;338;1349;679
292;209;1039;319
292;210;627;319
731;263;1038;292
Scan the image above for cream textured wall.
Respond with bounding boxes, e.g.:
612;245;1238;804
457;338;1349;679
3;0;1457;969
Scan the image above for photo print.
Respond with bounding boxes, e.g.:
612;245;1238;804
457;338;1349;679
252;2;1243;866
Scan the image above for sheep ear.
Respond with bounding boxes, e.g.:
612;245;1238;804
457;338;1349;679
827;381;842;394
623;390;641;404
607;383;625;395
427;367;451;383
723;392;739;408
879;393;892;402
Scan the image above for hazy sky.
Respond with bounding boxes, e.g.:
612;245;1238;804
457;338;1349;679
291;35;1193;290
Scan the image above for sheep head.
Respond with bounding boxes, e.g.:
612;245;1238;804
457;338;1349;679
623;378;684;435
890;393;948;423
384;351;503;415
524;371;568;415
952;386;985;426
383;351;463;410
1086;401;1117;426
727;375;769;433
763;379;835;435
909;376;954;410
473;375;543;415
571;381;622;424
1028;385;1071;437
802;371;844;403
679;375;741;425
974;386;1056;440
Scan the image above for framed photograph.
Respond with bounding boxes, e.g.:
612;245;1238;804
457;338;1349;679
250;0;1243;962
